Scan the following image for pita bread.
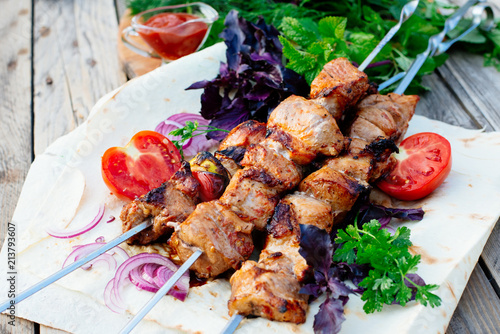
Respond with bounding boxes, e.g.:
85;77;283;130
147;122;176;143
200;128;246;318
1;43;500;333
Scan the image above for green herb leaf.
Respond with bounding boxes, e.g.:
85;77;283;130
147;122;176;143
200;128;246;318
334;219;442;314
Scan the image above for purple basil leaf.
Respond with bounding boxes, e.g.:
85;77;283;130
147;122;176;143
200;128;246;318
327;276;354;299
185;11;309;139
357;203;424;227
299;224;333;275
300;283;323;298
313;297;346;334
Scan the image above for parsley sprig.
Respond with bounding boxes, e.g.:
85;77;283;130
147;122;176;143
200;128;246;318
333;219;442;314
168;121;229;158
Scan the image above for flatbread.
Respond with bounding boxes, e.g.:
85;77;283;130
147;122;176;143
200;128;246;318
1;42;500;333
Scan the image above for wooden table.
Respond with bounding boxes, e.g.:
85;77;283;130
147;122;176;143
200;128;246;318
1;1;500;333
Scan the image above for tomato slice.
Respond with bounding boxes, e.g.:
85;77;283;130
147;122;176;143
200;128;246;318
101;131;182;200
377;132;452;201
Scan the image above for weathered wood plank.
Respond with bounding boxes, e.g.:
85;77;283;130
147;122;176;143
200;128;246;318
481;219;500;291
33;1;126;333
446;264;500;334
0;0;36;333
33;0;127;155
416;73;480;129
437;51;500;131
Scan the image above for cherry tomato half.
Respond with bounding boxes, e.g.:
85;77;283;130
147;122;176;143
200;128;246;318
101;131;182;200
377;132;452;201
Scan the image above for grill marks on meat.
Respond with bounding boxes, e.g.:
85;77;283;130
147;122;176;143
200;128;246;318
169;201;254;278
215;120;267;177
228;92;420;324
348;93;419;181
120;162;200;245
228;261;308;323
170;95;348;279
310;57;370;120
240;140;303;192
349;93;419;145
219;167;282;231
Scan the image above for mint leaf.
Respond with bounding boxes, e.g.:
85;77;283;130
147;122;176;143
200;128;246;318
318;16;347;39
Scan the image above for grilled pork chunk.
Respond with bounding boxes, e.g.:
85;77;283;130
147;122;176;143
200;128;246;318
240;139;303;193
348;93;420;181
310;57;370;120
228;261;308;323
267;95;345;165
349;93;419;145
216;120;267;177
120;162;200;245
169;200;254;278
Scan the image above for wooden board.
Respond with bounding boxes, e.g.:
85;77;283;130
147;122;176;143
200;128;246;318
0;0;36;332
117;9;162;78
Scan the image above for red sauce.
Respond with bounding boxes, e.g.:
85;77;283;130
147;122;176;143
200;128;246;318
138;13;208;61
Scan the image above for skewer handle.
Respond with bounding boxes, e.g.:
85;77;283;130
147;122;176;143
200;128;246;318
220;314;244;334
358;0;419;72
394;0;487;94
0;220;152;313
119;249;203;334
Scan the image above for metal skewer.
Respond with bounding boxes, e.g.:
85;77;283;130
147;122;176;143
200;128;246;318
119;249;203;334
0;220;152;313
358;0;419;72
394;1;493;94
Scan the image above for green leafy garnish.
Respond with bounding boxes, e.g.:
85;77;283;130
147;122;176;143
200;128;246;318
279;16;349;84
168;121;228;158
334;219;442;314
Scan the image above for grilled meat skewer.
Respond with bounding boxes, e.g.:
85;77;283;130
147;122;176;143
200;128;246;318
169;95;350;278
228;92;419;323
121;58;368;279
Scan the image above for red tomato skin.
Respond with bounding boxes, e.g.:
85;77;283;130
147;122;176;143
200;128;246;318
101;131;182;200
377;132;452;201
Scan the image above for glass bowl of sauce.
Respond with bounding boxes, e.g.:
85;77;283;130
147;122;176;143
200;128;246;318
122;3;218;63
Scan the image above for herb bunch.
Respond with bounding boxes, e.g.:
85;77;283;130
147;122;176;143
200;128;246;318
128;0;500;94
334;220;441;314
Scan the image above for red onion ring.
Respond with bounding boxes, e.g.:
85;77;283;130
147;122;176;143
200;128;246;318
46;204;105;239
107;253;189;312
104;279;124;314
62;242;129;271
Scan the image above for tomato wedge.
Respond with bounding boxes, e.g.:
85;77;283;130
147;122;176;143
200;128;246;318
377;132;452;201
101;131;182;200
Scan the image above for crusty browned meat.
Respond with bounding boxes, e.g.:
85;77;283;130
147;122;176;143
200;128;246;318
324;138;374;184
347;93;419;181
299;166;366;225
219;167;282;230
120;162;200;245
349;93;419;145
267;95;345;165
169;200;254;278
228;261;308;323
218;120;267;151
216;120;267;177
240;139;303;192
310;57;370;120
